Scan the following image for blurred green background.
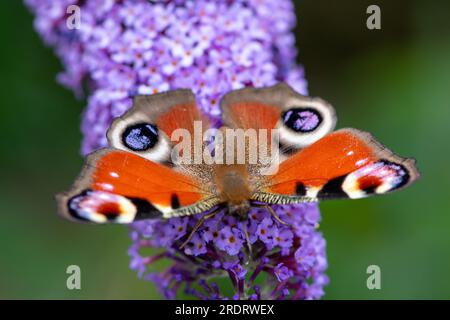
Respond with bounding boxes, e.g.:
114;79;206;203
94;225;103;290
0;1;449;299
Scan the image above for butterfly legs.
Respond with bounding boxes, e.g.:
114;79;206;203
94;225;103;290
179;203;289;250
179;206;223;249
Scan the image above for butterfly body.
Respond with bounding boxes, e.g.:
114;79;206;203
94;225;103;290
57;83;419;226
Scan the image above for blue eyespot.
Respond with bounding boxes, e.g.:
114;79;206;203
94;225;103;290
282;108;322;133
122;123;158;151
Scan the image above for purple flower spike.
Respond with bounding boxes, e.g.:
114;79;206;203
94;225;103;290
26;0;328;299
129;205;328;299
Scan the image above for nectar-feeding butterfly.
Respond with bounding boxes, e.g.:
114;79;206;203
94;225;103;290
57;83;419;246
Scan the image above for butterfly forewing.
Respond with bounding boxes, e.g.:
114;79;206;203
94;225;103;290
256;128;419;202
57;149;219;223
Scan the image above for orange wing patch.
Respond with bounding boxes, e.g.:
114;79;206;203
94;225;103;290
156;103;206;137
92;150;204;208
227;102;279;130
57;149;216;224
261;129;419;200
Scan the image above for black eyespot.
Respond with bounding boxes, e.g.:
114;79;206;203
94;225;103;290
378;160;410;190
122;123;158;151
282;107;322;133
67;189;92;222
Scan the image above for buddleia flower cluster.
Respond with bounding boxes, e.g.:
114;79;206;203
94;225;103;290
26;0;328;299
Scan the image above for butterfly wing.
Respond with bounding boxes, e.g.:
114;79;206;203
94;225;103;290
58;90;218;224
220;83;337;155
107;89;209;164
57;149;219;223
253;128;419;202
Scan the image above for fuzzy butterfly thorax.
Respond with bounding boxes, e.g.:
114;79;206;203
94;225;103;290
57;83;419;228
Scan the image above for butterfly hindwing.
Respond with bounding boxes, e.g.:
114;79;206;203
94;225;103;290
57;149;219;223
220;83;337;155
255;128;419;202
107;89;209;164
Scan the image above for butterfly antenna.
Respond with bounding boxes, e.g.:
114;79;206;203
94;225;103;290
179;208;222;250
265;205;289;226
240;221;253;258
